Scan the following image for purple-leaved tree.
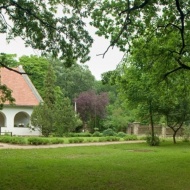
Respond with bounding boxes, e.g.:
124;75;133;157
75;90;109;131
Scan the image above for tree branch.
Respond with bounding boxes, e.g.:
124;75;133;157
163;67;183;78
97;3;131;58
119;0;150;16
0;62;27;75
9;0;65;31
175;0;185;54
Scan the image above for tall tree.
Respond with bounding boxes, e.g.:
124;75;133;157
31;63;56;136
31;61;79;136
0;1;94;107
43;64;56;107
115;39;190;144
76;90;109;131
0;0;93;67
52;59;96;100
91;1;190;76
18;55;49;97
157;71;190;143
54;97;80;136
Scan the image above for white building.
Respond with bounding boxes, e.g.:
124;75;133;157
0;66;42;136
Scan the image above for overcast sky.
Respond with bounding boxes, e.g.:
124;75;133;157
0;27;124;80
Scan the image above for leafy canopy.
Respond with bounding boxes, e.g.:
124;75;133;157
91;0;190;75
0;0;94;66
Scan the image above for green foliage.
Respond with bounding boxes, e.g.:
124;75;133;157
105;136;120;142
182;125;190;142
91;1;190;73
90;1;190;143
1;1;93;64
92;131;103;137
117;132;126;138
65;132;92;137
9;137;27;144
52;60;96;101
0;136;13;143
123;135;138;141
102;128;116;136
19;55;49;97
68;138;84;143
98;136;120;142
0;136;26;144
53;97;80;136
50;138;64;144
44;64;56;107
146;135;160;146
31;63;79;136
31;103;54;137
0;53;18;67
104;102;134;132
27;137;50;145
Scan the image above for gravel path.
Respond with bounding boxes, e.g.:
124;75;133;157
0;140;145;149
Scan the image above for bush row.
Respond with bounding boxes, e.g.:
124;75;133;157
64;130;133;138
67;135;137;143
27;137;64;145
0;136;27;144
0;133;138;145
0;136;64;145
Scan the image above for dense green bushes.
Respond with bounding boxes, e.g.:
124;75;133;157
0;136;26;144
146;135;160;146
124;134;138;141
102;128;116;136
0;136;65;145
68;138;84;143
27;137;65;145
0;132;139;145
65;132;92;137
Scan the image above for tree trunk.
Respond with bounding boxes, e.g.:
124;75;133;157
170;122;183;144
173;131;177;144
149;101;155;145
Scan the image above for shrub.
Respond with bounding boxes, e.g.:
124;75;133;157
146;135;160;146
0;136;11;143
10;137;27;144
102;129;116;136
65;133;76;137
68;138;84;143
0;136;12;143
86;138;93;142
182;125;190;142
117;132;126;138
98;137;107;142
92;131;103;137
98;136;120;142
106;136;120;141
66;132;92;137
124;134;138;141
78;133;92;137
138;136;147;140
51;138;64;144
68;138;74;143
27;137;50;145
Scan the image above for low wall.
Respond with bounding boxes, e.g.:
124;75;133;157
127;122;183;137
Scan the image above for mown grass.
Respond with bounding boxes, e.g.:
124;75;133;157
0;142;190;190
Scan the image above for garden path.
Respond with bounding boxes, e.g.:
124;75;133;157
0;140;145;149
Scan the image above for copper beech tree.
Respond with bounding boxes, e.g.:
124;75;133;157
75;90;109;131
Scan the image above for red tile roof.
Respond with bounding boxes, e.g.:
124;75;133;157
0;66;42;106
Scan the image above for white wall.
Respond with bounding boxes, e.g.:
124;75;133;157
1;106;41;136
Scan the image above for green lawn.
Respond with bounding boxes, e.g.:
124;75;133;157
0;142;190;190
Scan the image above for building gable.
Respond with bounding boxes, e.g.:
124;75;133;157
0;66;42;106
